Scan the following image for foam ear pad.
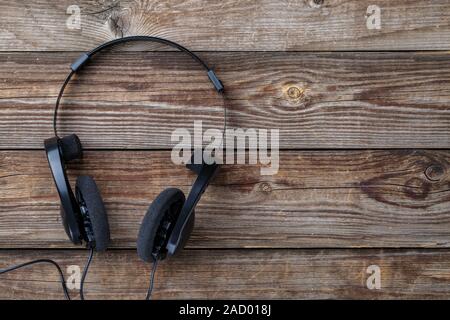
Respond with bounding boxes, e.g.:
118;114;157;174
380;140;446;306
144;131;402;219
137;188;185;262
76;175;110;251
60;134;83;161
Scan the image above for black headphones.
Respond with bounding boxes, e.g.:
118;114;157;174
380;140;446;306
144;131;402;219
0;36;226;300
44;36;225;263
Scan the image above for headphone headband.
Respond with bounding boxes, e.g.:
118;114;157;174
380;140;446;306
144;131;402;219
53;35;225;138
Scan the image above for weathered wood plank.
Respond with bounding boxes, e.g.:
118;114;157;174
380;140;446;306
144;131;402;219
1;52;449;149
1;0;449;51
1;249;450;299
0;150;448;248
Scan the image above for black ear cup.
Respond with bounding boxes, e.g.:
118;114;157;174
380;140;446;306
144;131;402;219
75;175;110;251
137;188;185;262
60;134;83;161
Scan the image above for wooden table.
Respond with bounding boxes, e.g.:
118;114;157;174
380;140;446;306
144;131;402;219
0;0;449;299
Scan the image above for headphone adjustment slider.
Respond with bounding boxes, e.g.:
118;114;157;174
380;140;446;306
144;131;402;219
207;70;224;93
70;53;90;72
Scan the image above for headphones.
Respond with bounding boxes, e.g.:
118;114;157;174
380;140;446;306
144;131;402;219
44;36;225;264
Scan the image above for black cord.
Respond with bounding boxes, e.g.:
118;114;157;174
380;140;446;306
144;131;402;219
145;256;159;300
79;247;94;300
78;248;159;300
1;249;160;300
0;259;71;300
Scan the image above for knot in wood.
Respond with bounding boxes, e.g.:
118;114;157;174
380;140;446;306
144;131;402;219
425;164;445;182
286;86;304;100
259;182;272;193
308;0;324;8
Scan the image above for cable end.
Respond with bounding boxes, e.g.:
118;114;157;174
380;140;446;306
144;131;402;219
207;70;224;93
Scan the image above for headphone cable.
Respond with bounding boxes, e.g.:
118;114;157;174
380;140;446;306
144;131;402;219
79;248;159;300
0;258;71;300
145;256;159;300
79;247;94;300
1;247;157;300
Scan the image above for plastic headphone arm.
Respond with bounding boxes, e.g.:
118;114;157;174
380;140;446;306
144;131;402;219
166;161;219;256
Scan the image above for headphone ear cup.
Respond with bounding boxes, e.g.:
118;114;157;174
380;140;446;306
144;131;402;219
60;134;83;161
76;175;110;251
137;188;185;262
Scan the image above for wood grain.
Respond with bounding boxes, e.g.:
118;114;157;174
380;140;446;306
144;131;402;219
0;0;449;51
1;249;450;299
2;0;450;301
0;150;448;249
1;52;449;149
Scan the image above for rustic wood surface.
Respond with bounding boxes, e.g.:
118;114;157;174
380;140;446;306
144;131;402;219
1;0;450;51
0;52;449;149
0;0;449;300
0;150;448;249
2;249;450;299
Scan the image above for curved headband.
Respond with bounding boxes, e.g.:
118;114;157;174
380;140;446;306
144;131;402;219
53;35;226;138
